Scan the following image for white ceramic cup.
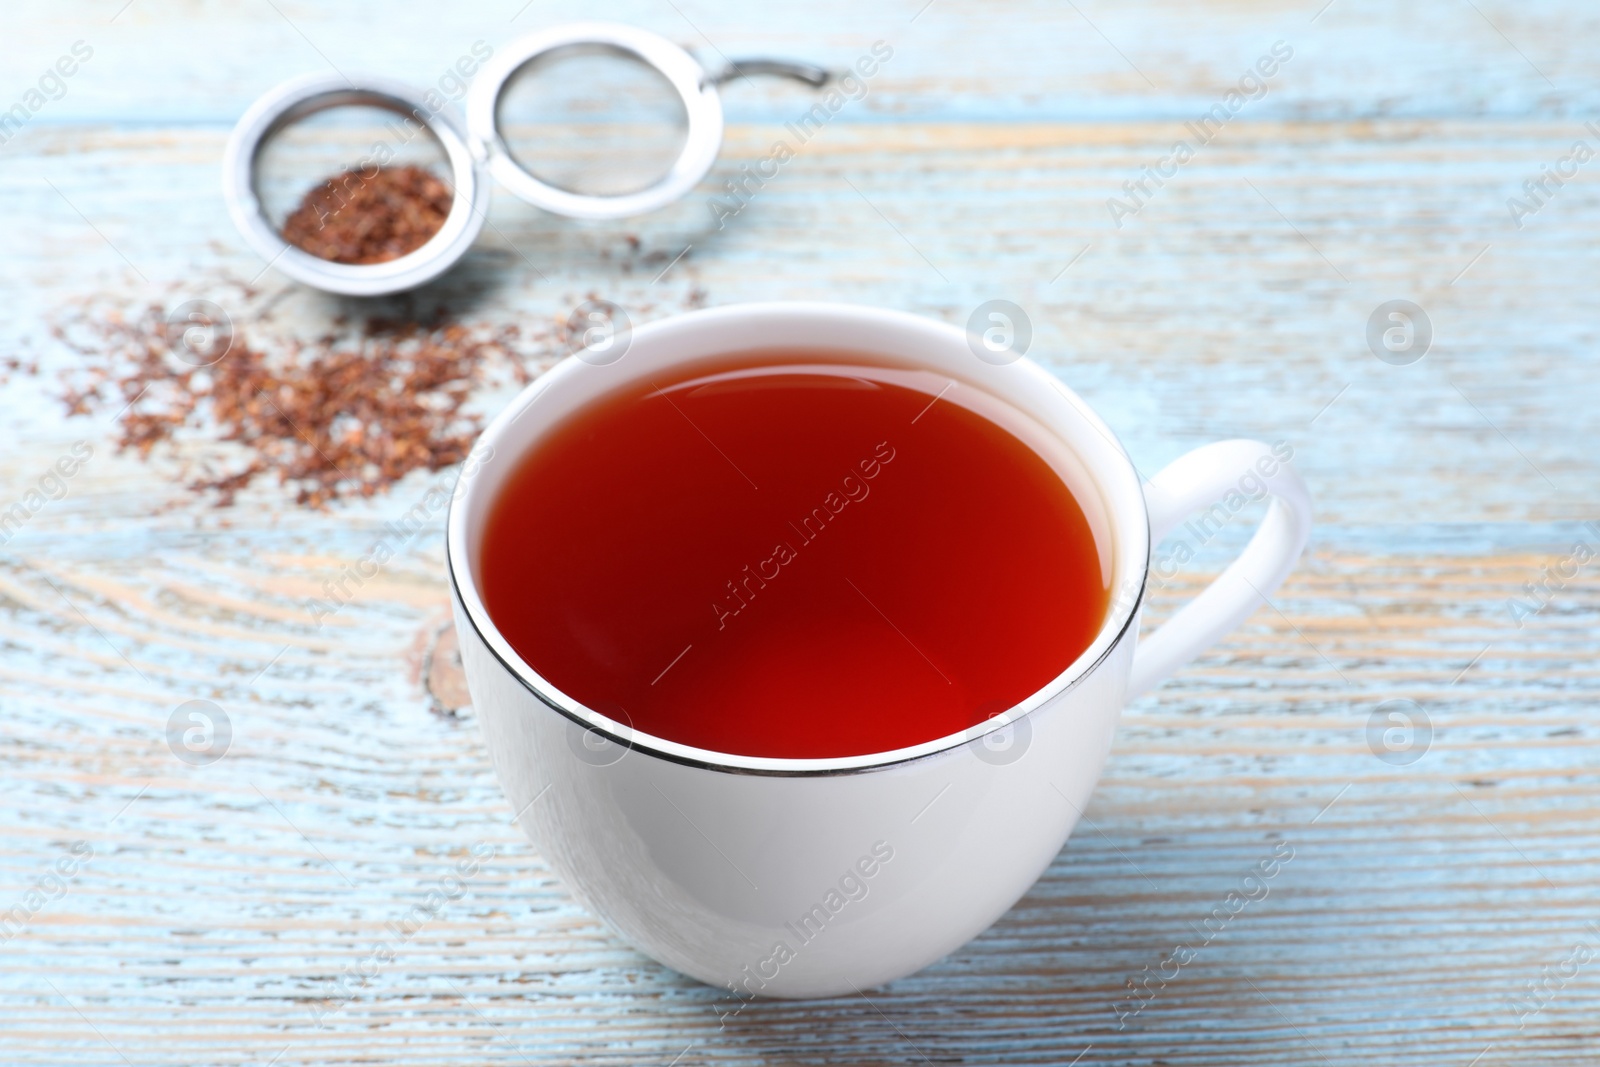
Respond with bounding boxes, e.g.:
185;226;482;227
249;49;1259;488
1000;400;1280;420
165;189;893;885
447;302;1312;999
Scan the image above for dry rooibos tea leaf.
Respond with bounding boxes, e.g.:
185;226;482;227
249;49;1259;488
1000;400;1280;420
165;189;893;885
280;165;455;265
55;303;547;507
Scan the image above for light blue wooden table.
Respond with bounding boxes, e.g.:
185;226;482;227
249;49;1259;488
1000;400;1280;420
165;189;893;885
3;1;1598;1064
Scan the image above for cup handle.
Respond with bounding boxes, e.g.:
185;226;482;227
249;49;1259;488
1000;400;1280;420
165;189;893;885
1126;439;1313;700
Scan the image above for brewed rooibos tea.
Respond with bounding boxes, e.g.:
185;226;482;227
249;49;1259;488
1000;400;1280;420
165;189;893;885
480;353;1110;759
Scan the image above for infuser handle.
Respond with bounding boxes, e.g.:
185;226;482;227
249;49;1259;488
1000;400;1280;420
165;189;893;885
1127;439;1313;700
707;58;832;88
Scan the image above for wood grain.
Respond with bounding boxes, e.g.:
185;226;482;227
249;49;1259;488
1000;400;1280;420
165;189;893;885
3;1;1599;1064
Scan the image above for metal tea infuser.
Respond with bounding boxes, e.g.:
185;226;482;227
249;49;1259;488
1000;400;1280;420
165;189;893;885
223;22;829;296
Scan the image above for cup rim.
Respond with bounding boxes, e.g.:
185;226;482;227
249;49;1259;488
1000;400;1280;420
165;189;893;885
445;301;1150;776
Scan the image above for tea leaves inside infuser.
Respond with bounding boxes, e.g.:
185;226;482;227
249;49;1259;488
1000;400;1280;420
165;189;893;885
252;102;455;264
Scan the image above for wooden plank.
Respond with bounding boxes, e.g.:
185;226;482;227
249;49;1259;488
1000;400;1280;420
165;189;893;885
4;0;1600;123
2;538;1598;1065
6;120;1597;521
